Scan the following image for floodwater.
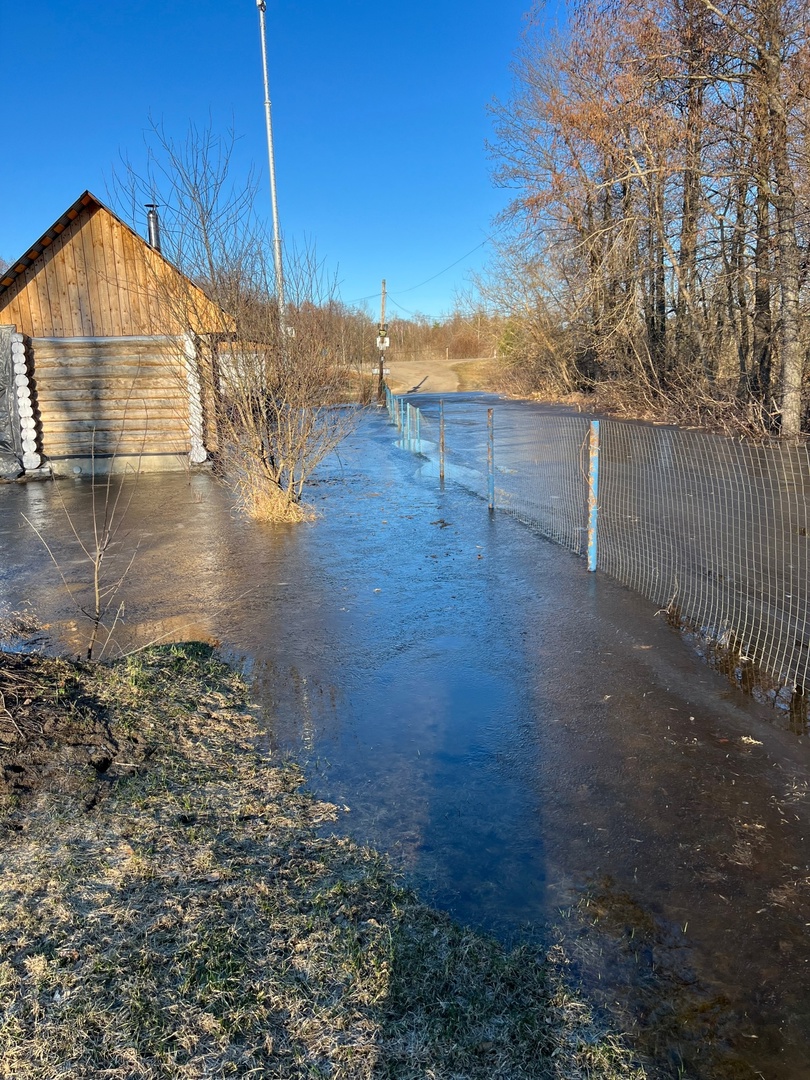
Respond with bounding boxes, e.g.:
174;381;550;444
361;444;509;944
2;403;810;1079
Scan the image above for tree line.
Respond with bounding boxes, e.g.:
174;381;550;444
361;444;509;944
488;0;810;435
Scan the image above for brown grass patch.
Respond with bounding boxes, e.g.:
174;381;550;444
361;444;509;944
452;359;504;393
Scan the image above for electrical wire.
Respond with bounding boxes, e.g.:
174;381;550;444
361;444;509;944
394;235;495;296
345;229;501;307
386;294;443;320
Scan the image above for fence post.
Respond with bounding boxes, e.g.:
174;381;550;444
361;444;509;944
416;407;421;454
406;403;412;451
439;400;445;484
487;407;495;512
587;420;600;571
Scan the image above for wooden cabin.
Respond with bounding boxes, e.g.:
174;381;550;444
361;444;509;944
0;192;228;476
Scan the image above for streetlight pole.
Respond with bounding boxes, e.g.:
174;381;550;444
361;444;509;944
256;0;287;338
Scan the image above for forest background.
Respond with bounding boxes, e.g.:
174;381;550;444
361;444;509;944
397;0;810;440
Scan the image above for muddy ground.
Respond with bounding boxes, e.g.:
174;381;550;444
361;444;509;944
0;649;148;817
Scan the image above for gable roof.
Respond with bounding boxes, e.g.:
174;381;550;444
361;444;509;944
1;191;99;295
0;191;233;337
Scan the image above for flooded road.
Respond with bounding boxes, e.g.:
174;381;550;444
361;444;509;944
2;406;810;1078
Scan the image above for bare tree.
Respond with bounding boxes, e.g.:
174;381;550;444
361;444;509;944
488;0;810;435
115;123;362;521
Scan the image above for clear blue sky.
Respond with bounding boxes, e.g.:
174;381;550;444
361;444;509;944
2;1;558;320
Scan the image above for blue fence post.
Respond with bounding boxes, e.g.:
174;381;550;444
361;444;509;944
587;420;600;571
406;403;412;451
487;407;495;512
416;407;421;454
439;400;445;484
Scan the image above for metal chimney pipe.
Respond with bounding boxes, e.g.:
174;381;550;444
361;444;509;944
145;204;162;253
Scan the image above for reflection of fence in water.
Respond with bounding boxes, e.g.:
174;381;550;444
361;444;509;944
385;387;810;709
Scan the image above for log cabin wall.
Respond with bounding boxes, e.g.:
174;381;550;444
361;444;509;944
28;336;192;462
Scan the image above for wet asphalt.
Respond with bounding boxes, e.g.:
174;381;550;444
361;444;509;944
1;402;810;1078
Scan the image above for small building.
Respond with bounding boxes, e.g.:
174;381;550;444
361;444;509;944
0;191;227;477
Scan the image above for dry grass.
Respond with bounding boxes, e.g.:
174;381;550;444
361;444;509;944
237;479;318;523
0;645;645;1079
452;359;504;393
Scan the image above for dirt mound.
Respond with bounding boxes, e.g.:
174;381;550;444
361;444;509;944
0;653;146;819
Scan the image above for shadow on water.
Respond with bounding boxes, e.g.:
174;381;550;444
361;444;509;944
2;406;810;1078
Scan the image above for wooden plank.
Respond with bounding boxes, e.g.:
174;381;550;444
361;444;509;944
39;420;188;438
32;355;183;370
38;401;184;416
109;215;134;333
90;207;114;335
44;443;190;458
53;226;82;336
89;207;119;336
100;209;124;335
16;278;33;335
29;333;179;343
73;213;94;334
37;400;188;417
0;279;25;331
75;213;96;335
36;381;186;398
143;244;166;334
28;260;46;336
122;220;147;332
33;360;183;375
42;423;188;437
31;339;182;357
32;370;184;389
41;244;64;336
86;206;112;332
41;423;188;440
30;335;183;352
43;434;191;451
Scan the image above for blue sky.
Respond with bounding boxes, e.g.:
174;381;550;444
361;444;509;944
2;1;556;319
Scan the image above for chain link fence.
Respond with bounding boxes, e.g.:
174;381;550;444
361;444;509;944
385;388;810;714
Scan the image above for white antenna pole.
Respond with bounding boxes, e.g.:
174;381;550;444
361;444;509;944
256;0;287;337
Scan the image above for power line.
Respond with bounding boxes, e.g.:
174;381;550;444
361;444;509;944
395;235;494;296
345;229;500;307
385;294;443;320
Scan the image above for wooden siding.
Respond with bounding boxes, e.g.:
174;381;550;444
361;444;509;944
30;337;192;459
0;200;227;339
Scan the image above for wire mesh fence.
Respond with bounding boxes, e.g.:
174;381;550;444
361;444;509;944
385;387;810;711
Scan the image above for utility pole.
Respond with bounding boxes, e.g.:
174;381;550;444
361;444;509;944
256;0;287;339
376;278;389;404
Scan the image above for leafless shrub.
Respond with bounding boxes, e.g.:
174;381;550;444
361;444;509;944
114;122;369;521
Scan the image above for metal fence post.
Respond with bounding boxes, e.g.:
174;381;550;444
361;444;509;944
406;403;412;451
487;407;495;512
587;420;600;571
416;407;421;454
439;400;445;484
